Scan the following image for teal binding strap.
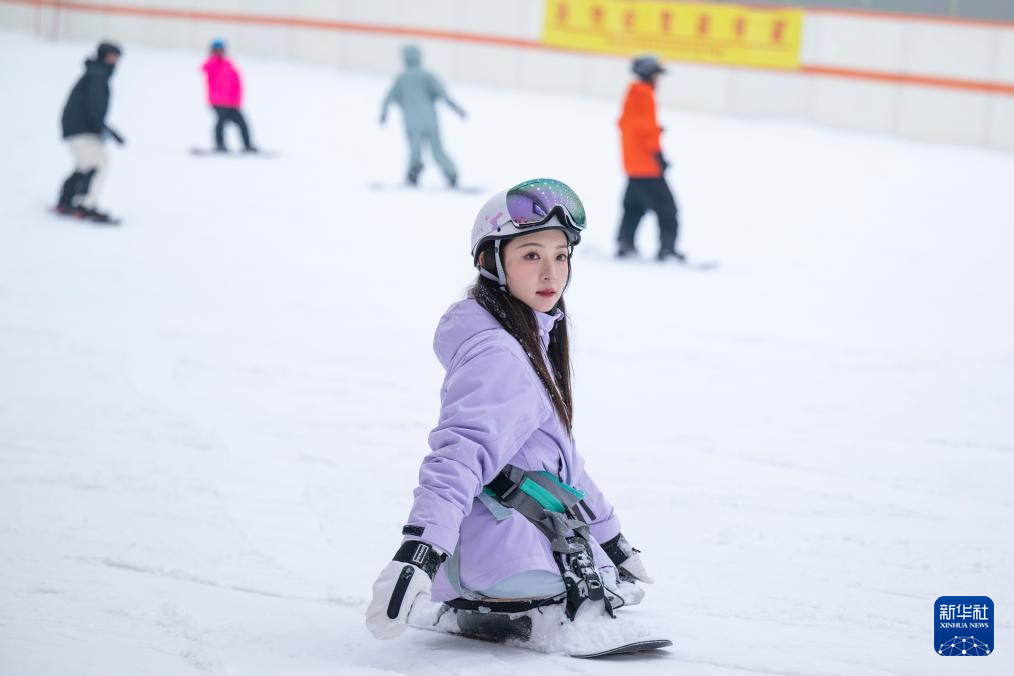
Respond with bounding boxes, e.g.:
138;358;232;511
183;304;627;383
537;471;585;499
483;469;586;515
515;471;586;514
518;477;566;513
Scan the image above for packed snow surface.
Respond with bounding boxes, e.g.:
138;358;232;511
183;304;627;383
1;30;1012;675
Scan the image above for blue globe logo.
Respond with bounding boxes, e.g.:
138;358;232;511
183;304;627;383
938;636;990;656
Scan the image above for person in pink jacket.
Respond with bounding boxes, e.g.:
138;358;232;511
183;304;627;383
201;39;256;152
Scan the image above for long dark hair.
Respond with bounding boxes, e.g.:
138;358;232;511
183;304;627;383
470;241;574;434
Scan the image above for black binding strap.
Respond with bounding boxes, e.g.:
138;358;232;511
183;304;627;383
484;470;518;501
445;596;565;614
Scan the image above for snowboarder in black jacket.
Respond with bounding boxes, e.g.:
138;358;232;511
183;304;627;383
56;42;125;224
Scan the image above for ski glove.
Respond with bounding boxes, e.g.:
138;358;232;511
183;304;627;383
655;152;669;173
105;126;125;145
365;540;446;639
602;533;655;584
606;580;646;608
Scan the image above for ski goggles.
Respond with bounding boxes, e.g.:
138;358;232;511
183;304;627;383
504;178;587;233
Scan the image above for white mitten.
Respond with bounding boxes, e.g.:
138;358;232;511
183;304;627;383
602;533;655;584
606;580;647;607
618;551;654;584
365;540;445;639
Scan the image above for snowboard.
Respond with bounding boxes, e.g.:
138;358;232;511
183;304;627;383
656;257;718;271
368;181;485;195
189;148;279;158
574;639;674;658
51;206;122;226
582;243;718;270
409;601;672;658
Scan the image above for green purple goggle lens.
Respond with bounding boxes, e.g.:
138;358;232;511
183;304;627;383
505;178;587;231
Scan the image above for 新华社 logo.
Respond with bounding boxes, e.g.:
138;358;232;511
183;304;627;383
935;596;993;656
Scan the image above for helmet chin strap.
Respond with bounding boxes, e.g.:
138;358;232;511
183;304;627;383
476;239;508;291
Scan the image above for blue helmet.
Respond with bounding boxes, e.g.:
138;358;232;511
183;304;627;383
632;54;665;81
210;38;226;51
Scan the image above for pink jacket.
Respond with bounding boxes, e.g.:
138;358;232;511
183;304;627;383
201;56;242;108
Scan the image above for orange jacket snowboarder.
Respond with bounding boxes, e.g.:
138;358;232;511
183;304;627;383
619;80;663;178
616;55;684;261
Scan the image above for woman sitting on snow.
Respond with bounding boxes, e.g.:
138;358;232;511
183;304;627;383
366;179;653;643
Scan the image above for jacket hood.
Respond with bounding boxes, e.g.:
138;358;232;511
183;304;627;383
402;44;422;68
433;297;564;370
433;298;501;369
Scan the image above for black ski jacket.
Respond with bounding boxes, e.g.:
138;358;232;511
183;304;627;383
61;59;114;138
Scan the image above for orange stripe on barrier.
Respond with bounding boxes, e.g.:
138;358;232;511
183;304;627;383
4;0;1013;97
801;64;1014;96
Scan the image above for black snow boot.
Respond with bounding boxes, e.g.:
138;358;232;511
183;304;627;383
453;607;533;642
407;164;422;186
657;248;686;262
56;171;86;214
617;242;638;258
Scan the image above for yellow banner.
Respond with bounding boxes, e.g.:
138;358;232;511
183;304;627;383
542;0;803;70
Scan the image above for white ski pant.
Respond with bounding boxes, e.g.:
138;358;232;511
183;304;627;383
66;133;107;208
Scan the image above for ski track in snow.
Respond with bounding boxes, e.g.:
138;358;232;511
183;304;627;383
1;29;1013;676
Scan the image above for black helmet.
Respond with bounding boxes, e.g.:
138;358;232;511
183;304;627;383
632;54;664;81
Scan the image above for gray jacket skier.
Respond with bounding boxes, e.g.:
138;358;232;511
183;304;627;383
380;45;465;187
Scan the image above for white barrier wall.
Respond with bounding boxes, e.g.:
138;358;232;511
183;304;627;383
1;0;1012;151
802;12;1014;148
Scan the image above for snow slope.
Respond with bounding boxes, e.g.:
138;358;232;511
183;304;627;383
1;30;1012;675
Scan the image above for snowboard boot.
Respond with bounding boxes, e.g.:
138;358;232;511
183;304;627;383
452;607;533;642
617;242;638;258
657;248;686;263
447;173;458;189
56;171;87;214
406;164;422;186
441;596;564;643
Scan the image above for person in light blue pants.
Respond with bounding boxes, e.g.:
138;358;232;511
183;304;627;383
380;44;466;187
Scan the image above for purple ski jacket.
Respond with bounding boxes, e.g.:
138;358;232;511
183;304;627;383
407;297;621;601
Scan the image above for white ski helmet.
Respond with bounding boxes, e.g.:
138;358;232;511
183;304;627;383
470;178;586;289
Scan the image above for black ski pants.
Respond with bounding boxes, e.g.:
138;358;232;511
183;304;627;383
617;177;680;253
213;106;253;151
